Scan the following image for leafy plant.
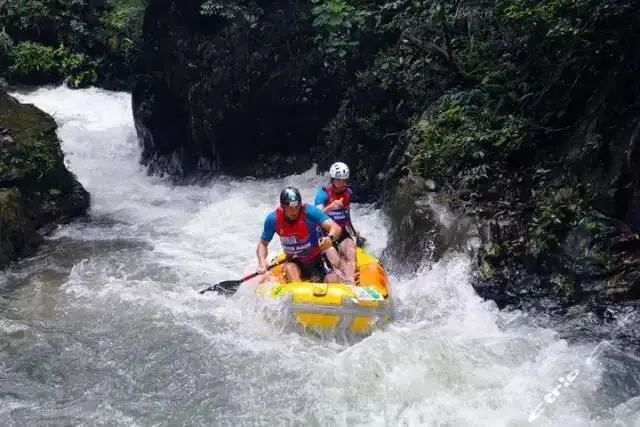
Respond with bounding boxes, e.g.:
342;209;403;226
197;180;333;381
311;0;369;69
1;0;145;88
7;41;60;84
410;91;524;188
57;48;98;88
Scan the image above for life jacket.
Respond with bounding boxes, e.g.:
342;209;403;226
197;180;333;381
275;204;321;262
321;185;351;227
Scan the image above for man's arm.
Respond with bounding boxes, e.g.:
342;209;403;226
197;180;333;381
256;240;269;273
257;213;276;273
315;188;342;212
320;218;342;241
306;204;340;237
305;204;341;249
314;188;328;210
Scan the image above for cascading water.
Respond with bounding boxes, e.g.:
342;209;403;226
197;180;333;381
1;87;638;426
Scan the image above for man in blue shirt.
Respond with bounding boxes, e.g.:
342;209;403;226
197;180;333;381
257;187;342;283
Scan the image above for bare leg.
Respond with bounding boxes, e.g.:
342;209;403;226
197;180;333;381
323;246;352;283
283;262;302;282
324;272;340;283
339;238;357;284
323;246;341;271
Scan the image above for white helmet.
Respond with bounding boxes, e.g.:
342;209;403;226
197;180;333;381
329;162;350;179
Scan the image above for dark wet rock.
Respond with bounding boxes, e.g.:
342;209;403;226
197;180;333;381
381;174;477;273
132;0;343;178
468;210;640;309
0;91;90;268
0;188;38;267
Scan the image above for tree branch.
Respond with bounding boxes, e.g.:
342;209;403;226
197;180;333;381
400;29;478;84
401;30;450;62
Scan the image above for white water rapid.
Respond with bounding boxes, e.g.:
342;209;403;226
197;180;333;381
1;87;638;426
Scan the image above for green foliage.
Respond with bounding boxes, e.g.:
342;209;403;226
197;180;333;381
7;42;60;84
6;41;98;87
6;139;58;176
316;0;639;275
1;0;53;34
551;275;575;297
103;0;145;53
106;0;145;32
410;91;524;187
500;0;598;43
0;136;58;184
2;0;107;49
311;0;369;69
0;0;145;88
58;49;99;88
528;187;585;256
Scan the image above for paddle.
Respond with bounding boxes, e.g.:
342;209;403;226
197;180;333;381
198;258;288;295
346;222;366;248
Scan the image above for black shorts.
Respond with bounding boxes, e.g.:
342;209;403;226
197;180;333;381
291;256;330;282
320;228;353;246
333;229;365;248
336;229;353;244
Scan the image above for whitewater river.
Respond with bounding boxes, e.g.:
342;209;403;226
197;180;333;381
1;87;638;426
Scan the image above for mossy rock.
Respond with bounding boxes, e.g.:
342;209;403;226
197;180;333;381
0;90;89;268
0;187;40;267
0;92;61;184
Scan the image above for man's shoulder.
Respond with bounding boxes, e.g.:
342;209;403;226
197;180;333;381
314;186;329;204
314;186;329;196
305;204;327;218
304;203;320;212
264;211;277;223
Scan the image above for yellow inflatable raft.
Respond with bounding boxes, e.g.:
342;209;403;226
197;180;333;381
258;248;392;334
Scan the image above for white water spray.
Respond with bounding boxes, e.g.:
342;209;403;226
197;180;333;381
0;86;635;426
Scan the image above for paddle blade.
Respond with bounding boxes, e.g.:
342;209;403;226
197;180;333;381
198;280;242;295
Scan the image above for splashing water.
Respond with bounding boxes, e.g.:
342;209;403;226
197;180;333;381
0;87;637;426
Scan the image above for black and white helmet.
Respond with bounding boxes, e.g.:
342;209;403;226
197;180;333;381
279;186;302;207
329;162;350;180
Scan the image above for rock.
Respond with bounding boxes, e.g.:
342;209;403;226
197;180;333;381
381;175;477;272
0;188;40;267
558;213;640;300
133;0;343;178
0;90;90;267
